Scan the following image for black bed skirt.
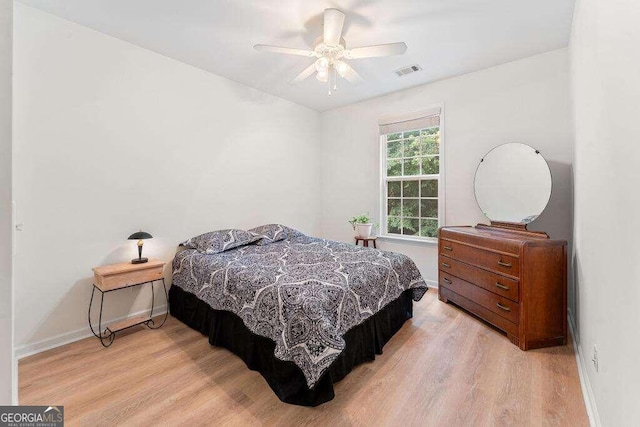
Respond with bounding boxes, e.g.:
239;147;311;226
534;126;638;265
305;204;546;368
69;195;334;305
168;285;417;406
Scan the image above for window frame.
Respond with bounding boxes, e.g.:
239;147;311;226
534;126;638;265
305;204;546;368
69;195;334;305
378;105;445;244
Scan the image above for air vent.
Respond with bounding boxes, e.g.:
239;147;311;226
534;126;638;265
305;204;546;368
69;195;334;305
395;64;422;77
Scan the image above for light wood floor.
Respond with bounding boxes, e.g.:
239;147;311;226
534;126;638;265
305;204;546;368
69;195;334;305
19;291;588;426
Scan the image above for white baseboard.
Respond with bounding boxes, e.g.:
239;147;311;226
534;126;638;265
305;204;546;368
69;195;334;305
568;309;601;427
14;305;168;360
425;278;438;289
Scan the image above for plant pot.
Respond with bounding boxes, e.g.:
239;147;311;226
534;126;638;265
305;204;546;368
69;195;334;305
355;223;373;238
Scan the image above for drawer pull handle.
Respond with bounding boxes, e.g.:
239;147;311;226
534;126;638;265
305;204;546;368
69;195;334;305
443;277;452;284
496;303;511;312
443;246;453;251
441;262;451;268
495;282;510;291
497;261;512;268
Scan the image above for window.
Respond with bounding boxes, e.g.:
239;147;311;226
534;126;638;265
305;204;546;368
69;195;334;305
379;107;443;241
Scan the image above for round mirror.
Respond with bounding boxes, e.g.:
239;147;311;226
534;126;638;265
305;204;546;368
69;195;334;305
474;143;552;224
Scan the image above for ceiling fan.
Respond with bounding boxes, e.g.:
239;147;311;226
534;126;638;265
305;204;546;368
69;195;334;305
254;8;408;95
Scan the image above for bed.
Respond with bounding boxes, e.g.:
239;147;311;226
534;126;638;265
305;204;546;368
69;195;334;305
169;225;428;406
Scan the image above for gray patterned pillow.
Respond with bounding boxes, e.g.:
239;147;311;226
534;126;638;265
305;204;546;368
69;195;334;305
249;224;305;245
180;229;262;254
248;224;287;244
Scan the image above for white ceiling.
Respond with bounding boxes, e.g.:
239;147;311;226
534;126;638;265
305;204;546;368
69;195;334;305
19;0;576;112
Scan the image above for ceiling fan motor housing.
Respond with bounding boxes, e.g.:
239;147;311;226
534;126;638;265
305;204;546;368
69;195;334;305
313;36;346;57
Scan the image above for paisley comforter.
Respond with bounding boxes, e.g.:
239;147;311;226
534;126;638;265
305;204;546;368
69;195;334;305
171;234;428;388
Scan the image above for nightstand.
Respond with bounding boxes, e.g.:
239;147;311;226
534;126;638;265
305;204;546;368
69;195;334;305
88;259;168;347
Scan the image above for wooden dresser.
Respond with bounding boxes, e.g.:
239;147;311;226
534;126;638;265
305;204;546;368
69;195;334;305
438;225;567;350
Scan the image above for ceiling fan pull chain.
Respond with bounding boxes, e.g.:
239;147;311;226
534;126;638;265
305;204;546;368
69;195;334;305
333;68;338;91
329;66;337;95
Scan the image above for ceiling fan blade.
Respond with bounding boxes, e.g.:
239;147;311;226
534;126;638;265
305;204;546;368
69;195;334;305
345;42;408;59
254;44;315;57
340;63;364;85
323;8;345;46
289;63;317;85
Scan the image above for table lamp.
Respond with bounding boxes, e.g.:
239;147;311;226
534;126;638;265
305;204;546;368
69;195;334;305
128;231;153;264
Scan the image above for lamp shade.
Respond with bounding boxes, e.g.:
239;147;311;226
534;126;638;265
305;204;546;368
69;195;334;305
128;231;153;240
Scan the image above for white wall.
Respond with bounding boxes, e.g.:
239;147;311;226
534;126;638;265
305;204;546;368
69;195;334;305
12;4;321;351
570;0;640;424
321;49;573;293
0;0;13;405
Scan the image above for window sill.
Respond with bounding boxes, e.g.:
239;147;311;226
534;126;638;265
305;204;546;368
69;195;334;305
376;234;438;245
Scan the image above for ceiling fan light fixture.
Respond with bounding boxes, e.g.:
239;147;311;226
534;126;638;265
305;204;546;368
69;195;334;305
315;57;329;72
316;70;328;82
334;60;348;77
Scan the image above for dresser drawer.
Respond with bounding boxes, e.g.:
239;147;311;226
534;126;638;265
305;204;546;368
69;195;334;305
439;256;519;302
95;265;164;291
439;272;520;324
439;227;522;255
440;239;520;278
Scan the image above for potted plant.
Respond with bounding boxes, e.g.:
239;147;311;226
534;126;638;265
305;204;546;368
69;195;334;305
349;213;374;238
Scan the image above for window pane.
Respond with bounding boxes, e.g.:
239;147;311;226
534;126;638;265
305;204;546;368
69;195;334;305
404;134;421;157
387;140;403;159
403;218;419;236
403;130;420;139
387;160;402;176
386;133;401;141
388;198;401;216
387;181;401;197
421;156;440;174
421;128;440;155
403;180;419;197
420;180;438;197
420;219;439;238
388;217;402;234
403;199;419;217
420;199;438;218
403;158;420;175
